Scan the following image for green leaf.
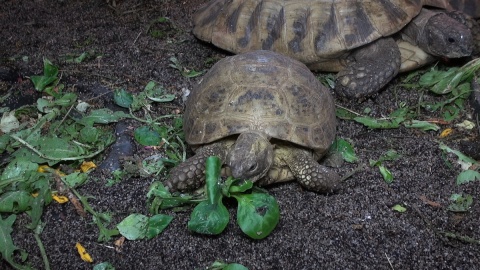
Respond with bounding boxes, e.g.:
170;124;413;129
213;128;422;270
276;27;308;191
379;165;393;183
456;170;480;185
447;194;473;212
228;179;253;194
1;158;38;181
62;172;88;188
0;215;30;269
117;214;148;240
114;89;134;108
134;126;161;146
439;143;478;167
392;204;407;213
209;261;249;270
330;138;358;163
403;120;439;131
205;156;222;204
30;58;59;91
146;214;173;239
235;192;279;239
79;109;130;126
79;126;100;143
188;200;230;235
146;182;193;211
93;262;116;270
354;116;404;129
224;263;249;270
32;137;85;159
144;81;176;102
0;191;33;213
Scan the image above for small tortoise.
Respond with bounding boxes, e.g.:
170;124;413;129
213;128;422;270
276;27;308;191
165;50;340;193
192;0;474;98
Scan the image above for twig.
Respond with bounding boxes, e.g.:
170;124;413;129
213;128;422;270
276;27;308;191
334;104;363;116
340;163;367;182
132;31;142;45
384;252;394;270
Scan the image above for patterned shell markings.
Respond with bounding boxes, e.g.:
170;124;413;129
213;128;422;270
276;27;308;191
193;0;423;70
184;50;336;155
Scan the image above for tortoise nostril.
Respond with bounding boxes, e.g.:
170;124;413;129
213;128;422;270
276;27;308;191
447;37;456;43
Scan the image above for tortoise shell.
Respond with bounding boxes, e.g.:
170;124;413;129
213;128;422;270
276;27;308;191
192;0;472;71
184;50;336;155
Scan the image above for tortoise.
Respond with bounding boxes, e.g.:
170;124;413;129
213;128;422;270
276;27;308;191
192;0;474;98
165;50;340;193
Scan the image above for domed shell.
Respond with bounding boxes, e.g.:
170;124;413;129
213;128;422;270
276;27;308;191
184;50;336;155
192;0;425;71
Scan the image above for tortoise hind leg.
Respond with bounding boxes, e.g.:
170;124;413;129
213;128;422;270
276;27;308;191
336;37;401;99
282;147;341;193
164;141;232;192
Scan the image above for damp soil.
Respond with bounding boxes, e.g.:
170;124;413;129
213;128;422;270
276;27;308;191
1;1;479;269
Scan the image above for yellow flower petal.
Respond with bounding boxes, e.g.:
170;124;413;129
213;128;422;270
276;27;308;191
37;165;51;173
80;161;97;173
75;242;93;263
52;194;69;204
439;128;453;138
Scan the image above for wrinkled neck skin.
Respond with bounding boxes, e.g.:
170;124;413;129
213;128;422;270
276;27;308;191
401;8;473;58
227;131;274;182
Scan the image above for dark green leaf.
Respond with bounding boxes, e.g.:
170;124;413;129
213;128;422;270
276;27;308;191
146;214;173;239
0;191;33;213
114;89;134;108
134;126;161;146
79;126;100;143
0;215;31;270
80;109;130;126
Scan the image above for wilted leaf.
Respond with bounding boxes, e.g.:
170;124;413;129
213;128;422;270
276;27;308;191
0;111;19;133
447;194;473;212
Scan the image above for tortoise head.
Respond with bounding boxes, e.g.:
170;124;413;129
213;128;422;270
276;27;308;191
227;131;274;182
425;11;473;58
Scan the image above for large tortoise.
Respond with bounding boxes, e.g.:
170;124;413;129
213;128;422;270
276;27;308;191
192;0;474;98
165;50;340;193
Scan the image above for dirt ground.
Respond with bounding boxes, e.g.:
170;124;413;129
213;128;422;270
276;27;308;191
1;0;480;269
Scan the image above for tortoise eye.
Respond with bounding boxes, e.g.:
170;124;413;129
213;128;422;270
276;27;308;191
248;163;258;172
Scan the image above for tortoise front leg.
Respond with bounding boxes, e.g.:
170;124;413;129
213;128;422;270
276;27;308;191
283;147;341;193
335;37;401;99
164;141;232;192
